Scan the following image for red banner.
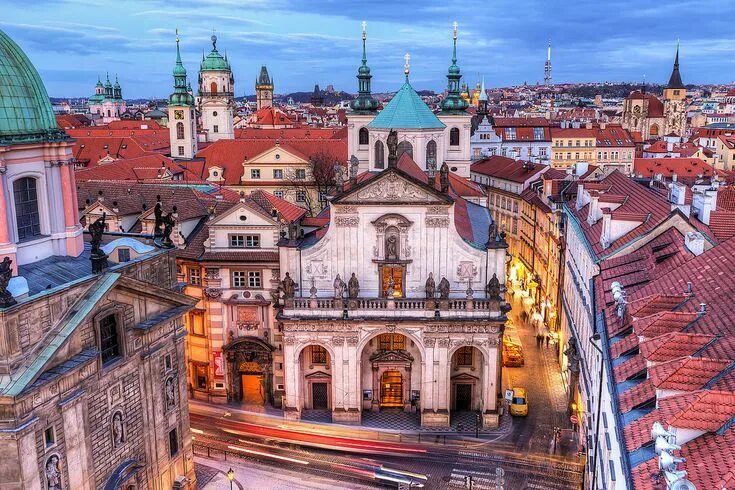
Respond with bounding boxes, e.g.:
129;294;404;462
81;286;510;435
213;351;224;377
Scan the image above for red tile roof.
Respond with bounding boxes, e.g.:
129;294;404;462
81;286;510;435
551;127;596;139
593;124;636;147
648;357;731;392
249;107;294;127
470;155;547;184
619;379;656;413
639;332;716;363
492;117;550;127
626;91;665;118
74;154;203;183
634;157;724;179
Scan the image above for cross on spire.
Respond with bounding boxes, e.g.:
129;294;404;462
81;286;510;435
452;21;458;64
404;53;410;81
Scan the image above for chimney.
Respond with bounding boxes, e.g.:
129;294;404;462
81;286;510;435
599;122;606;130
691;188;718;225
600;212;612;249
587;195;601;225
684;231;705;256
585;122;592;129
576;184;590;210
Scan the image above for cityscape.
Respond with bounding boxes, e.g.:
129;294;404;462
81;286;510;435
2;3;735;490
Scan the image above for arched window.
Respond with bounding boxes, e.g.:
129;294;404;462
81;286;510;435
426;140;437;168
397;141;413;159
210;81;217;94
176;122;184;140
359;127;369;145
107;109;111;118
450;127;460;146
13;177;41;241
650;124;659;137
374;140;385;169
99;314;121;365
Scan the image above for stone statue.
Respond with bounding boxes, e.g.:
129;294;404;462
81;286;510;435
153;200;163;237
348;273;360;299
160;212;176;249
424;272;436;299
165;377;175;410
281;273;295;299
112;412;124;447
486;273;501;300
45;455;61;490
387;129;398;167
0;256;15;307
386;276;395;297
564;338;581;374
438;277;450;299
349;155;359;182
333;274;346;298
334;164;346;191
385;234;398;260
89;212;107;256
439;162;449;193
488;221;496;243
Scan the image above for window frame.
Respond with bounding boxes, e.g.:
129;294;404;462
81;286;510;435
456;346;474;366
188;267;201;285
295;191;306;203
13;176;42;241
97;312;123;366
248;271;262;288
250;169;261;179
311;345;328;364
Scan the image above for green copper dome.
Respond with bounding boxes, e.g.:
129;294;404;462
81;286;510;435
200;35;230;72
440;23;468;114
170;36;194;107
0;29;68;145
367;81;444;129
350;23;378;113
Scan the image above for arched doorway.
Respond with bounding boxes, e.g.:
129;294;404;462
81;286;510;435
299;344;332;410
360;333;421;412
449;346;485;414
223;337;274;406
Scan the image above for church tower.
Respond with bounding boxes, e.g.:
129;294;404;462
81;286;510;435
168;32;197;159
663;42;687;136
347;21;380;172
256;66;273;110
198;34;234;141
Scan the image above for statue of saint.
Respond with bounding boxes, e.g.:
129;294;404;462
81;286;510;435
439;162;450;193
438;277;451;299
424;272;436;299
112;412;124;447
161;212;176;248
281;272;296;299
0;256;14;305
165;378;176;410
45;456;61;490
386;276;395;297
385;234;398;260
333;274;346;298
349;155;359;181
153;200;163;237
89;212;107;256
486;273;501;300
348;273;360;299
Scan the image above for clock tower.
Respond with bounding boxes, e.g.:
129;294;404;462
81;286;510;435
168;32;197;159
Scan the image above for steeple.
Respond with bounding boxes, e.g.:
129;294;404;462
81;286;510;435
440;21;469;114
350;21;378;113
170;31;194;107
666;41;684;89
478;76;488;115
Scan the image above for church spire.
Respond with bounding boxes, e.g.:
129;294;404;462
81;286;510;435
349;21;378;113
440;21;469;114
170;30;194;107
666;40;684;89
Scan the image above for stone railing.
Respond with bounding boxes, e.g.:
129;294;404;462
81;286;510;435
282;296;506;320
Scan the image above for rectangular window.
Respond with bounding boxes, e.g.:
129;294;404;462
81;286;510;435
195;365;207;389
213;125;219;133
273;169;284;179
230;235;245;248
505;128;516;140
165;354;172;370
191;313;205;336
168;428;178;457
188;267;201;285
99;314;120;365
245;235;260;248
248;271;262;288
117;248;131;262
378;333;405;351
274;190;285;199
311;345;327;364
533;127;544;140
13;177;41;240
296;191;306;202
295;169;306;179
44;426;56;448
251;169;261;179
232;271;247;288
178;146;184;156
456;346;473;366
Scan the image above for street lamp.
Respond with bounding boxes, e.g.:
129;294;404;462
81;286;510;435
227;468;235;490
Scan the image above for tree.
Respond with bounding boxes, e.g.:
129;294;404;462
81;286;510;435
284;150;340;216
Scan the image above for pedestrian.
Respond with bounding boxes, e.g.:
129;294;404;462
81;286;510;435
536;333;543;348
545;334;550;348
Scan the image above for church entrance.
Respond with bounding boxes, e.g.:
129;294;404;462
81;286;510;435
380;370;403;408
455;384;472;411
223;337;274;406
312;383;329;410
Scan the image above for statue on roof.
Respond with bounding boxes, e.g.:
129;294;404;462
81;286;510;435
387;130;398;168
349;155;359;182
486;273;501;301
153;200;164;237
440;162;450;193
0;256;16;307
281;272;295;299
334;163;346;192
89;213;107;256
424;272;436;299
333;274;346;299
160;211;176;249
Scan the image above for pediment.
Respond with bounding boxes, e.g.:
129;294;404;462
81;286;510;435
305;370;332;379
451;372;480;381
334;168;453;205
369;349;414;363
207;202;276;227
248;145;308;164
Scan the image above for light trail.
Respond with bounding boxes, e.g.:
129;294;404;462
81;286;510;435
226;444;310;465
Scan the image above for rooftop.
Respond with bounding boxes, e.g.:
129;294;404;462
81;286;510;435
367;81;445;130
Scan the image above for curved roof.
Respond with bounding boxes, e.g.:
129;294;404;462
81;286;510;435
200;37;230;72
0;29;68;145
367;82;445;130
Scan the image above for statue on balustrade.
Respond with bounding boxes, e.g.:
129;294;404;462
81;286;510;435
348;273;360;298
486;273;501;300
281;272;295;299
438;277;450;299
424;272;436;298
333;274;346;298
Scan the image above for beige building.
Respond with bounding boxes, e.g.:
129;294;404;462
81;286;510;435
551;128;597;168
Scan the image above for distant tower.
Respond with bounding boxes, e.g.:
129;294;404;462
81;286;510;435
544;40;552;85
256;65;273;110
663;41;687;136
311;84;324;106
198;34;234;141
168;32;197;159
478;77;488;116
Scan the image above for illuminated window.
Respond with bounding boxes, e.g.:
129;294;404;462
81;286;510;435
456;346;473;366
378;334;405;351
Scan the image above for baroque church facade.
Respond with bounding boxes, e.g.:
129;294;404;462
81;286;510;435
88;74;126;124
621;45;688;140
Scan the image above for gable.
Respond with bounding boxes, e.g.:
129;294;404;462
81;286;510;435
334;169;453;205
208;202;278;227
248;145;308;165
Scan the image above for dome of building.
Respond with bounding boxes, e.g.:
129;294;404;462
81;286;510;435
368;81;445;129
200;35;230;72
0;29;67;145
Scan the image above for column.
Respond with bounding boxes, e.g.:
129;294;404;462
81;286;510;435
282;337;301;420
333;336;360;424
482;343;500;428
61;393;92;490
421;338;450;427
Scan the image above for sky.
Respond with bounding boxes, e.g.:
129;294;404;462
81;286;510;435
2;0;735;98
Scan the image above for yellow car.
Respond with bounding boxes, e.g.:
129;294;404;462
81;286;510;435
509;387;528;416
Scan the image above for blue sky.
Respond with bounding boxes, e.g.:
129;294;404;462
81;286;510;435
2;0;735;98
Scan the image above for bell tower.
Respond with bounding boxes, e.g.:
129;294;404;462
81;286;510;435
168;32;197;159
198;34;235;141
256;65;273;110
663;42;687;136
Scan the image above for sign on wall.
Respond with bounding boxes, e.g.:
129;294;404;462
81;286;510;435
213;351;224;377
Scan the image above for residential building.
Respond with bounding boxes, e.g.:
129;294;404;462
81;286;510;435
551;127;597;168
593;124;636;174
470;116;552;163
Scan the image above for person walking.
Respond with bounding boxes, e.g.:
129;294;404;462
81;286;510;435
545;333;550;348
536;332;543;348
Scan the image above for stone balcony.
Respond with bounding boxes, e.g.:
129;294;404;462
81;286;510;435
280;296;509;320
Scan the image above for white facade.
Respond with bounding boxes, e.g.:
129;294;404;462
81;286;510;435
198;70;235;141
168;106;197;159
277;169;508;427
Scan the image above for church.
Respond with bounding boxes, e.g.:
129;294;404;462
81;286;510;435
274;23;510;428
621;45;688;139
88;73;126;124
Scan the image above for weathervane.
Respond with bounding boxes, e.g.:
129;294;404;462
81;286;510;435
404;53;410;81
362;21;367;40
453;21;458;40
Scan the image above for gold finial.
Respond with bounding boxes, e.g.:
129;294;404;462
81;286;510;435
362;21;367;40
453;21;458;40
404;53;410;79
175;28;179;43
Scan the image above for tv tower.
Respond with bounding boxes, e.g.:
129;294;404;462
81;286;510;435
544;40;552;85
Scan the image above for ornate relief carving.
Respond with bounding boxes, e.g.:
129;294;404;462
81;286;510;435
356;173;430;202
205;268;220;279
424;323;499;333
335;205;358;214
456;261;478;280
335;216;359;227
305;260;328;277
424;337;436;347
283;336;296;345
204;287;222;299
427;206;449;215
346;336;359;346
425;216;450;227
331;336;345;346
438;338;451;348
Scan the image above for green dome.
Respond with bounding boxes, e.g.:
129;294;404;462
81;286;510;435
200;35;230;72
367;82;445;129
0;29;68;145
